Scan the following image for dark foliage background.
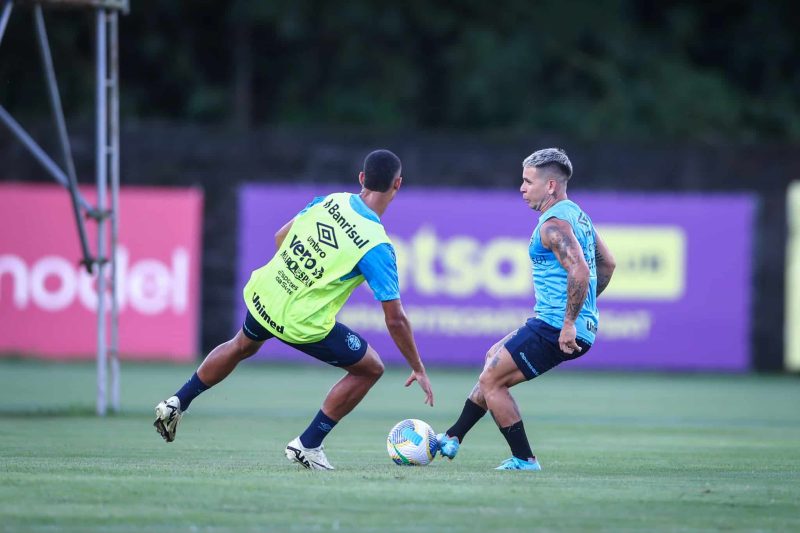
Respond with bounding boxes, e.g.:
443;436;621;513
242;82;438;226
2;1;799;140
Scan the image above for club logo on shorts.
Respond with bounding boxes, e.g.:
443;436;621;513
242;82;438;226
346;333;362;351
316;222;339;249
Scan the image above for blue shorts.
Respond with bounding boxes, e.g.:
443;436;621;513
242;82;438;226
241;311;368;367
504;318;592;381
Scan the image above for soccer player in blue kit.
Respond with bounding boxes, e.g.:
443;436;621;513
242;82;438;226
437;148;616;470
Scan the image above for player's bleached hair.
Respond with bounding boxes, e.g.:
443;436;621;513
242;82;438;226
522;148;573;181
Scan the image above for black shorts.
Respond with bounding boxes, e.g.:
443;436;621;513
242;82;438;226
504;318;592;381
242;311;368;367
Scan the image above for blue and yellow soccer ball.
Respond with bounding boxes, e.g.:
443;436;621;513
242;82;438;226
387;419;437;466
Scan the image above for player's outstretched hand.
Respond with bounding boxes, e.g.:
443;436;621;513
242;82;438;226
405;370;434;406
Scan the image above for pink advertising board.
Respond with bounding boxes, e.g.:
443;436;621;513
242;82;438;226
0;183;203;361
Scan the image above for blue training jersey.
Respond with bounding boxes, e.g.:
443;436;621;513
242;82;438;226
298;194;400;302
529;200;599;344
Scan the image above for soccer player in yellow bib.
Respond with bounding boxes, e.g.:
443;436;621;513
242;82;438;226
153;150;434;470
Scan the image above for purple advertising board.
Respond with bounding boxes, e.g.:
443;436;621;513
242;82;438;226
238;185;754;371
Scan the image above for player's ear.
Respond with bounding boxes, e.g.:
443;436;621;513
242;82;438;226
358;171;366;187
393;176;402;191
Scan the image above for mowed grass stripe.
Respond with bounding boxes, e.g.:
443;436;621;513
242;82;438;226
0;359;798;531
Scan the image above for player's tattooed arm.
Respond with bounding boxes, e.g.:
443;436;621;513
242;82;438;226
542;219;589;354
593;229;616;297
541;219;590;323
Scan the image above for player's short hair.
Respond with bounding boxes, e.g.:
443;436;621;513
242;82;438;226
522;148;573;181
363;149;401;192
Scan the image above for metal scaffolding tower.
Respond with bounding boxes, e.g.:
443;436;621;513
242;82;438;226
0;0;129;415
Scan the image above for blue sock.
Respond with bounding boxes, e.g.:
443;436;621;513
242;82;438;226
174;372;209;411
299;410;338;448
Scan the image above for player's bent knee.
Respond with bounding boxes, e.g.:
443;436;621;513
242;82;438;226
478;370;497;395
354;363;383;382
369;359;385;381
365;352;385;380
348;348;384;380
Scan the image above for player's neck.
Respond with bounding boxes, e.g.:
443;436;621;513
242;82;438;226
538;193;568;213
359;190;390;217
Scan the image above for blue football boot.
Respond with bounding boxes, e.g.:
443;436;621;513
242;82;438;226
494;456;542;471
436;433;460;460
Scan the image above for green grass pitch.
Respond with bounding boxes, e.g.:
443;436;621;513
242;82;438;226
1;358;799;532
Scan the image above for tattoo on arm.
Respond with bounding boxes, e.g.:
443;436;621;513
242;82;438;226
593;229;616;298
596;274;611;296
543;222;589;322
594;249;613;296
566;276;588;321
596;273;612;296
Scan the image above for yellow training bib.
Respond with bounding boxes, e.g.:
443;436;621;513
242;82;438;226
243;193;391;343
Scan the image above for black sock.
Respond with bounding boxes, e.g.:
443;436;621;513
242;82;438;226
446;399;487;442
499;420;534;460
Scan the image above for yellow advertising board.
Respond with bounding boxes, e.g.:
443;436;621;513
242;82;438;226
596;225;686;300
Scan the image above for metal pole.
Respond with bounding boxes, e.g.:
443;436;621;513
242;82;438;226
34;4;94;273
95;8;108;417
0;1;12;48
0;105;92;211
108;10;120;413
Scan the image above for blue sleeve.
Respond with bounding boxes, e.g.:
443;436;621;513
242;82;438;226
297;196;326;217
357;243;400;301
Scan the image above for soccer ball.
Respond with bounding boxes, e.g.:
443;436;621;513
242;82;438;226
386;419;437;466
